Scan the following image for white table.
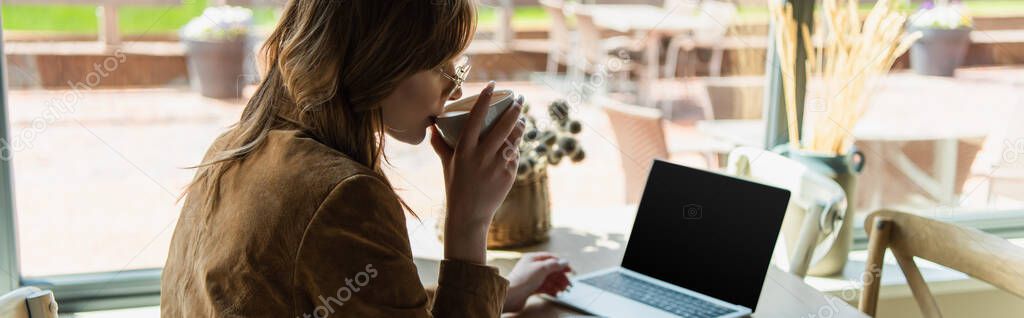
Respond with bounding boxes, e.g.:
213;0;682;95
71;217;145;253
408;206;868;317
576;5;704;35
695;119;766;149
695;74;1008;205
574;4;706;105
696;119;983;206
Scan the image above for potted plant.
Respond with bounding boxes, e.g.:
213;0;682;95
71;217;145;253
438;99;586;249
489;99;586;248
181;6;253;98
908;0;973;77
770;0;917;276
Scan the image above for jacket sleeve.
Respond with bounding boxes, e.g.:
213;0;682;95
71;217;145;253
292;174;508;318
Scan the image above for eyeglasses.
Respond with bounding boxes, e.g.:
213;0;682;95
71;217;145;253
437;56;471;99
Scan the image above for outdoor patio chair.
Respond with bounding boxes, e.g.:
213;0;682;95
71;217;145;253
540;0;580;78
568;5;643;93
859;210;1024;317
600;97;723;203
663;0;738;79
602;98;670;204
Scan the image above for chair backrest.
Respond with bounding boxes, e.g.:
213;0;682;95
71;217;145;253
0;287;58;318
540;0;572;53
726;147;848;277
600;98;669;204
568;8;605;65
859;210;1024;317
694;0;738;44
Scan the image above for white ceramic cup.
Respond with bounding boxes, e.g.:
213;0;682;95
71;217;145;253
434;88;517;147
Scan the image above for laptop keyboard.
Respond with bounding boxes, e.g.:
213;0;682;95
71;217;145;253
580;271;737;318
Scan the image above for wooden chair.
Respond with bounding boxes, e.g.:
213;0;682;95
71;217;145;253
0;287;58;318
859;210;1024;317
567;5;642;93
663;0;738;79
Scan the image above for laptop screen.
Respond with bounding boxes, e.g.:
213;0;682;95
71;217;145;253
621;160;791;310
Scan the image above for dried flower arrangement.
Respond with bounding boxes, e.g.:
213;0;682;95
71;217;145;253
770;0;921;155
515;99;585;180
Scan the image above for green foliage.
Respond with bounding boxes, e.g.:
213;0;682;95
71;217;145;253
1;3;545;35
1;1;280;35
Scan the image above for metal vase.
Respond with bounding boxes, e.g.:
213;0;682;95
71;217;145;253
909;27;972;77
436;169;552;249
487;170;552;249
184;39;246;99
778;146;866;276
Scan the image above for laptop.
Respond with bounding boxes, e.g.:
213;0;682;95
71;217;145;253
552;160;791;318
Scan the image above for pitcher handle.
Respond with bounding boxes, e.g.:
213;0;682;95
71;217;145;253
852;149;866;173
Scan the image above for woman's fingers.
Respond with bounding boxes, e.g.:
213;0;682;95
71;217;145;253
506;118;526;145
527;252;556;261
548;274;571;292
430;126;453;162
481;98;523;155
539;281;559;296
503;140;519;170
458;81;496;150
499;123;524;169
430;126;454;183
538;274;571;295
538;258;571;275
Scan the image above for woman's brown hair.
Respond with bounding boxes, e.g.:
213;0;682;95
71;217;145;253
185;0;477;212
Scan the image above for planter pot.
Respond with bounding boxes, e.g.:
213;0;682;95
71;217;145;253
703;76;764;120
909;27;972;77
184;39;246;98
438;170;552;249
776;145;865;276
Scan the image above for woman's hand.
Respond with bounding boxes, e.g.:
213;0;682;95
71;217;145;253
430;81;525;265
503;253;573;313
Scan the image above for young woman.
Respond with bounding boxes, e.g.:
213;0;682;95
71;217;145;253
161;1;572;317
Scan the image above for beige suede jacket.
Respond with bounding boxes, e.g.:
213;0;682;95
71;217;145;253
161;129;508;317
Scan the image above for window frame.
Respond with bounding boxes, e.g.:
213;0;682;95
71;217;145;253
0;1;1023;314
1;17;22;295
763;0;1024;250
0;17;163;312
851;209;1024;250
21;269;161;313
